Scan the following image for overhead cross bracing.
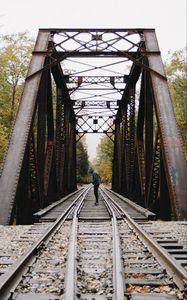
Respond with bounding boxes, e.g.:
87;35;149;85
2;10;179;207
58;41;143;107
50;30;137;137
0;28;186;225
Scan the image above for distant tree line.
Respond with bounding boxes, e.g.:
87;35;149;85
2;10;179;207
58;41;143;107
76;137;89;183
92;135;113;184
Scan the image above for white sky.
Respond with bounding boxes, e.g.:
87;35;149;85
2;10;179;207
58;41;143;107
1;0;186;159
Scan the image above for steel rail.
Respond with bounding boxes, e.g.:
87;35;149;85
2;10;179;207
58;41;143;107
0;186;90;300
101;187;187;290
100;189;126;300
63;186;91;300
33;187;84;220
104;187;156;219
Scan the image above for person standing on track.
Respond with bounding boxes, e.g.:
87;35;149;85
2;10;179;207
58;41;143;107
88;167;101;205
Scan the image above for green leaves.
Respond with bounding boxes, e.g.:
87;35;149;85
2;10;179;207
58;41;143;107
76;137;89;183
0;32;34;163
165;48;187;157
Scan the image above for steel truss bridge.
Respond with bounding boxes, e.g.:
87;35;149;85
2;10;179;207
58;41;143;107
0;28;186;224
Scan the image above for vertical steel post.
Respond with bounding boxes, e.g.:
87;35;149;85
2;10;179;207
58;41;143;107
112;120;121;192
121;106;128;195
37;70;47;207
43;69;56;204
56;87;66;196
0;31;50;225
144;30;187;220
144;70;154;207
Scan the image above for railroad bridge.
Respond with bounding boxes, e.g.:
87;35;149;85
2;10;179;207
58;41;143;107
0;28;186;225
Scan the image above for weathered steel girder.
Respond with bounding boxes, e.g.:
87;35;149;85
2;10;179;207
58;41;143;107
112;31;187;220
0;28;186;224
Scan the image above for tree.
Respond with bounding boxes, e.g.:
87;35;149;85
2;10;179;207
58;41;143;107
0;123;9;163
165;48;187;157
94;135;114;184
0;32;34;121
76;136;89;183
0;32;34;163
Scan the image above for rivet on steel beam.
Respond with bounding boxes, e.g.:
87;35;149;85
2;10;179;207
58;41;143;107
92;34;102;41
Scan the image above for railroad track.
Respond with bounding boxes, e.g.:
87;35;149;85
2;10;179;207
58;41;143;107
0;185;186;299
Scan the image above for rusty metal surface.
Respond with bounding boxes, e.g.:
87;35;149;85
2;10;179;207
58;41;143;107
0;31;50;225
144;31;187;220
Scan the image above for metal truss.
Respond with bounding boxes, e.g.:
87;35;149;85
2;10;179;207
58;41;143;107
0;28;186;224
76;115;115;142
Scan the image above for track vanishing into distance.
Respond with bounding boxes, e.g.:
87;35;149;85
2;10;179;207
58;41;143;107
0;186;186;300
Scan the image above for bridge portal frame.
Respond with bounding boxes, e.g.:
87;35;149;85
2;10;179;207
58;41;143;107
0;28;186;224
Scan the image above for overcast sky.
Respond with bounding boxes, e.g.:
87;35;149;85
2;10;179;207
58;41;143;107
1;0;186;159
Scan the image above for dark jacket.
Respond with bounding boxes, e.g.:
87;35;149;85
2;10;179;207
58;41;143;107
92;170;101;185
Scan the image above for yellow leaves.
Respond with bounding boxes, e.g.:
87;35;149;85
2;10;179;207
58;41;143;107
94;134;113;184
0;123;9;163
130;273;146;278
97;160;112;184
178;121;187;130
127;284;150;293
158;285;171;292
127;284;175;294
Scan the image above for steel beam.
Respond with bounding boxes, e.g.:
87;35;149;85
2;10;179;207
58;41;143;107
0;31;50;225
144;31;187;220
